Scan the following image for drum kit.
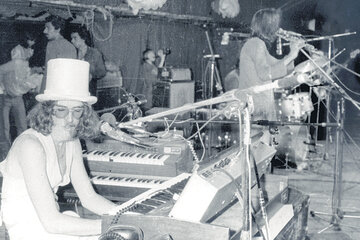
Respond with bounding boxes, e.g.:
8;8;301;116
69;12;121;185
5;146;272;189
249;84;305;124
272;54;330;168
274;90;313;168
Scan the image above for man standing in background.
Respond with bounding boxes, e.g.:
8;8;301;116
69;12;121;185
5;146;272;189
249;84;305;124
0;83;10;161
40;15;76;93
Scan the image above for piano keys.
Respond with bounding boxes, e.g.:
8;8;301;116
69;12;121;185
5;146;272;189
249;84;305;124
60;136;193;204
84;137;194;177
91;173;169;189
62;173;172;203
109;172;191;216
85;149;170;165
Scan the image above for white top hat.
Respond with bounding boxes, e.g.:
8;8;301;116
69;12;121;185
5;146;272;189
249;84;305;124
36;58;97;104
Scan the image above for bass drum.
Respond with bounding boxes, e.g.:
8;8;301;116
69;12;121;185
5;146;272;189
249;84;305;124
273;125;311;166
277;92;314;122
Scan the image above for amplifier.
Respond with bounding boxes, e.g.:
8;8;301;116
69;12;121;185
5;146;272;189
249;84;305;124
158;67;192;82
153;81;194;108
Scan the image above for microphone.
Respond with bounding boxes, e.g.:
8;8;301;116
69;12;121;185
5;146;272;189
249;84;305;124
276;36;282;55
98;113;144;146
135;99;147;105
100;112;117;126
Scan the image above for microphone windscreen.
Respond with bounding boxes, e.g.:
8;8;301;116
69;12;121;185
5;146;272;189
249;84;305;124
100;113;117;126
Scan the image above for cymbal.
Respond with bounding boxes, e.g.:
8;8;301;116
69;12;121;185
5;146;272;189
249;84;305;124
294;57;328;73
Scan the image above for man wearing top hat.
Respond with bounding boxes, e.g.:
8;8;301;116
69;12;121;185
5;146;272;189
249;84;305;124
0;58;118;239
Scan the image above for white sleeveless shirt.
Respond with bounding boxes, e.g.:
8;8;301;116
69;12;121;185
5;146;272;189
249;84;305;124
0;128;80;240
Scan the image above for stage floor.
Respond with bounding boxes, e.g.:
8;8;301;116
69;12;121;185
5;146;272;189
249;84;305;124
274;136;360;240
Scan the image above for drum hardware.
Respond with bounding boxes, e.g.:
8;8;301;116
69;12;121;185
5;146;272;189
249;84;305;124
277;29;359;161
96;89;145;122
279;29;360;232
271;125;311;169
294;56;328;74
252;120;339;128
309;98;360;233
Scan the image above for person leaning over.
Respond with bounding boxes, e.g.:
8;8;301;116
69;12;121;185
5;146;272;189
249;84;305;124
0;58;117;240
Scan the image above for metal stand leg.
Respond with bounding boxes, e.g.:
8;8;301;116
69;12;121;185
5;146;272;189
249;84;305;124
323;91;331;160
310;98;360;233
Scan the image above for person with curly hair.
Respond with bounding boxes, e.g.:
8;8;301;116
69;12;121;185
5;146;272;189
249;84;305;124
0;58;117;240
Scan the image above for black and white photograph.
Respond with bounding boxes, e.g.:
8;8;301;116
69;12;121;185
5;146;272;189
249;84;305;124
0;0;359;239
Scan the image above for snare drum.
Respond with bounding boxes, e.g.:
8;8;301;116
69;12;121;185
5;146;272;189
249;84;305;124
278;92;314;121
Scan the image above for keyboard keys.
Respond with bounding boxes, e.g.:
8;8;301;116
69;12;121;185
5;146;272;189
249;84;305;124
85;150;169;165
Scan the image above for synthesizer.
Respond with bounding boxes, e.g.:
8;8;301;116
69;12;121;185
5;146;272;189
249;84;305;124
86;149;170;165
102;141;304;240
62;172;172;203
108;172;191;216
169;140;276;222
61;136;193;204
84;137;193;177
102;187;308;240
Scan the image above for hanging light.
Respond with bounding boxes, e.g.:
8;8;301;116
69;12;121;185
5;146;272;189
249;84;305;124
127;0;167;15
211;0;240;19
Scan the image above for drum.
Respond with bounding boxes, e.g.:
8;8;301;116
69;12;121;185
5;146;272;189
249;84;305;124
273;125;311;166
278;92;314;121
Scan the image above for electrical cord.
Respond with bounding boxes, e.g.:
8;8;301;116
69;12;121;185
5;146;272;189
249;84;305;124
84;7;114;42
212;167;266;240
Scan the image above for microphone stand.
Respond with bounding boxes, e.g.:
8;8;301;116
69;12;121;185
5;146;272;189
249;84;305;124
295;40;360;234
282;32;356;46
324;37;333;160
203;31;224;157
292;31;356;160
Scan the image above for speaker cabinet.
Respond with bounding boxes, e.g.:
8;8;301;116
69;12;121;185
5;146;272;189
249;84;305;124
153;81;194;108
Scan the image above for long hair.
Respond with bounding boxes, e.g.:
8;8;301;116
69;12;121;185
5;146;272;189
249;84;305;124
27;101;100;139
251;8;281;43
